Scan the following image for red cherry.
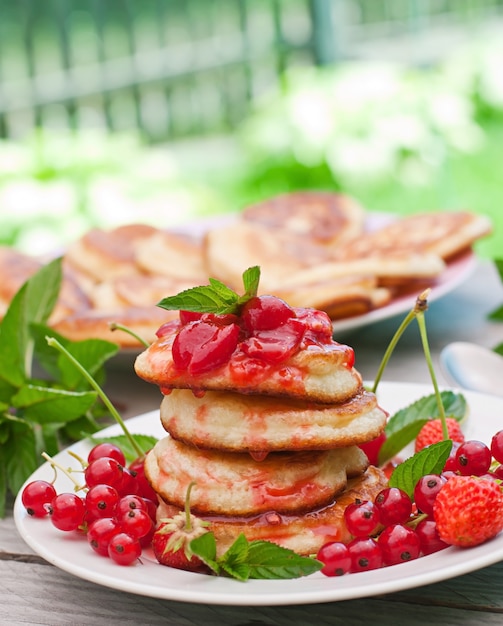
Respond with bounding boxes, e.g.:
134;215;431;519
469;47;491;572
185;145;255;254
172;320;240;375
241;295;295;332
240;318;306;363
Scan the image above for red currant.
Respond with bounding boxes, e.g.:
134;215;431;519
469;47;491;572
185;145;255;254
241;295;295;332
413;474;447;516
129;456;157;501
347;537;383;573
491;430;503;464
84;457;124;490
378;524;421;566
454;440;492;476
87;517;122;556
87;442;126;467
21;480;57;517
415;518;449;555
108;532;142;566
119;508;153;540
117;494;148;518
374;487;412;526
117;467;139;497
49;493;86;532
85;484;120;521
316;542;351;577
344;499;380;538
442;440;462;472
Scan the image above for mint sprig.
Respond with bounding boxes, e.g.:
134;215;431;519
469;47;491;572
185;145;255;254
190;531;323;581
157;266;260;315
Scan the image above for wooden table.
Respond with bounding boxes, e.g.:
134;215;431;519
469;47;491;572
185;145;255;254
2;259;503;626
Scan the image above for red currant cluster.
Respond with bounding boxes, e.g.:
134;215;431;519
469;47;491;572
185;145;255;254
317;430;503;577
21;443;158;566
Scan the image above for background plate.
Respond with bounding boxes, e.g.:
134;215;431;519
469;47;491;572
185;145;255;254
14;381;503;606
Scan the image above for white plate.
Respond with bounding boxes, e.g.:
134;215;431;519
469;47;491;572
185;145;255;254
14;381;503;606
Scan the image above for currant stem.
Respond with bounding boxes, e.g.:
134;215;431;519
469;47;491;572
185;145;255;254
41;451;86;492
45;336;145;459
109;322;150;348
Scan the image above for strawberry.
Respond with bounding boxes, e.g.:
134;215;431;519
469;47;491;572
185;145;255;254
415;418;464;453
151;482;210;573
433;475;503;547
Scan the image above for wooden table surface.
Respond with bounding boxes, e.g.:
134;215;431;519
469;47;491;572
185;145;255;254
2;259;503;626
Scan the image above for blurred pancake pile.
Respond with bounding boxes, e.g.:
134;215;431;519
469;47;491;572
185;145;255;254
135;298;389;556
0;191;492;348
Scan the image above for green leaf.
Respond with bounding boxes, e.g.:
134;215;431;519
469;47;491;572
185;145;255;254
90;434;158;464
190;531;220;575
488;305;503;321
5;421;39;495
12;385;98;424
0;447;7;519
157;266;261;315
0;257;62;387
191;532;323;581
378;391;466;464
388;440;453;498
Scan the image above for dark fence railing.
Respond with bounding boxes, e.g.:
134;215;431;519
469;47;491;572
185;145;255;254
1;0;502;143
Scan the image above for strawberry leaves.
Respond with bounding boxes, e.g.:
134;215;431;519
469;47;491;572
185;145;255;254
157;266;260;315
190;531;323;581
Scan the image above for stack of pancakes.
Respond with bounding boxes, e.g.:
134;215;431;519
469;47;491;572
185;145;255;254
135;317;389;557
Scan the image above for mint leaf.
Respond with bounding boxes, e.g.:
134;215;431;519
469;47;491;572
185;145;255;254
378;391;466;464
191;532;322;581
4;421;39;495
388;440;453;498
157;266;261;315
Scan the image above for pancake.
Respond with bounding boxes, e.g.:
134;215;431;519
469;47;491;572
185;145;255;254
160;389;387;452
203;220;331;292
145;436;369;516
134;322;362;403
155;465;388;557
0;247;42;317
242;191;365;246
51;305;178;348
64;223;158;282
332;211;493;263
134;230;207;282
274;275;392;320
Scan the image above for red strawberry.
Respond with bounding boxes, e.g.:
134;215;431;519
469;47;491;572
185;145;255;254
415;418;464;453
433;475;503;547
151;482;210;573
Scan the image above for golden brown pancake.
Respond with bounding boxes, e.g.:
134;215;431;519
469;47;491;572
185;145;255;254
64;223;158;282
332;211;492;263
145;436;369;516
160;389;387;452
134;323;363;403
155;465;388;557
51;305;177;348
134;230;207;282
242;191;365;246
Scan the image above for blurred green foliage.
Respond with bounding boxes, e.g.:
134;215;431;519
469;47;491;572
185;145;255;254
1;35;502;259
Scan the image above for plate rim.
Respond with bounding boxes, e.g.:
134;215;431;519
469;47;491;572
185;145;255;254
13;380;503;606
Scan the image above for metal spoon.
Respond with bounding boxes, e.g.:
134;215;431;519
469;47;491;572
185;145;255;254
440;342;503;397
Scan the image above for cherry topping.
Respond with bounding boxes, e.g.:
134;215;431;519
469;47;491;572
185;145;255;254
240;318;306;363
172;320;240;375
241;295;295;332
